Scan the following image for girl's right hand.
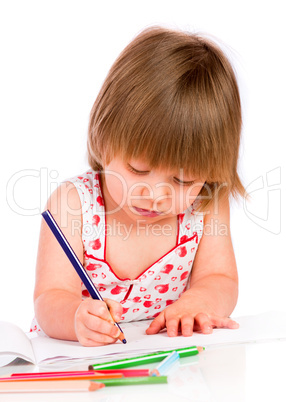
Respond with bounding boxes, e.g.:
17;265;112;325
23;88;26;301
74;298;123;346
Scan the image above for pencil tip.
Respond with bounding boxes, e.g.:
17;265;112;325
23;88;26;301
89;381;105;391
122;338;127;344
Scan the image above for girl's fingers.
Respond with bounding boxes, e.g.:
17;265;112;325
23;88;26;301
210;316;239;329
84;312;120;338
180;315;195;336
165;317;180;337
146;308;239;337
194;313;213;334
105;298;123;323
194;313;239;333
77;325;119;347
75;299;121;345
146;312;166;334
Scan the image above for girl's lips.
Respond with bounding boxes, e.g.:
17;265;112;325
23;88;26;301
133;206;162;217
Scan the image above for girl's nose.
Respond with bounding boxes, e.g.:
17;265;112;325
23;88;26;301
142;181;173;207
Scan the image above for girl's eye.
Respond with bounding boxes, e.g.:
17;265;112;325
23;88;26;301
173;177;195;186
127;164;150;175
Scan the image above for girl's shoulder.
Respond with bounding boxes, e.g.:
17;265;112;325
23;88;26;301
66;170;104;213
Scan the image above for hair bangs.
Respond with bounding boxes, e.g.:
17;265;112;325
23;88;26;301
88;26;245;208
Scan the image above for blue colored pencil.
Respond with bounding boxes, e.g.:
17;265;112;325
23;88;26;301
42;209;127;344
150;351;179;376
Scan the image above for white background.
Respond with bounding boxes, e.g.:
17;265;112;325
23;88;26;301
0;0;285;331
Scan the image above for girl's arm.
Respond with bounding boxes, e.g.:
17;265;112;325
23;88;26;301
33;182;122;346
146;196;239;336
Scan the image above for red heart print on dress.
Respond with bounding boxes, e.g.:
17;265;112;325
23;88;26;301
143;300;155;307
148;271;154;276
180;271;189;281
101;273;106;279
132;297;141;303
144;294;151;299
185;223;191;230
171;277;177;281
82;289;90;297
160;264;174;274
122;307;129;314
92;215;100;226
111;285;128;295
166;300;174;306
140;287;147;292
96;196;104;206
177;265;183;270
175;246;187;257
86;263;96;271
89;239;101;250
154;284;169;293
180;235;189;243
154;275;161;280
86;263;102;271
172;287;178;292
154;305;161;309
91;273;97;278
133;309;139;313
83;178;88;183
99;287;106;291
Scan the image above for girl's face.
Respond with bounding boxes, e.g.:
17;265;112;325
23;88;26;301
102;157;205;223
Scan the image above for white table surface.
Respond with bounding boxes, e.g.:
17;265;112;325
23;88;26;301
0;340;285;402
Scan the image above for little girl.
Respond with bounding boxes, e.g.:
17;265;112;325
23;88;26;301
32;26;244;346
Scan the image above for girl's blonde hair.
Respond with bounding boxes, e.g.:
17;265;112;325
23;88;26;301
88;26;245;210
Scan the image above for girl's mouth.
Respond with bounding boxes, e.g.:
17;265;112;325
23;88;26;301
132;206;162;217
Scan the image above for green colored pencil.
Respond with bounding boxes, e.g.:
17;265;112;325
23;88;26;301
92;376;168;386
89;346;203;370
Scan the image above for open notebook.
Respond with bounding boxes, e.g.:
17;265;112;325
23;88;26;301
1;311;286;367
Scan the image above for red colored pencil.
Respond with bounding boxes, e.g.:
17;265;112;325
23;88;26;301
11;370;92;377
11;369;150;378
1;373;122;382
95;369;150;377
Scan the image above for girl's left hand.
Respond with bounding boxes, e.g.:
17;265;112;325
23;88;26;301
145;301;239;337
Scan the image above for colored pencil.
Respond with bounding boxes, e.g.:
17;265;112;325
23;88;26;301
150;351;179;376
11;369;150;378
89;346;203;370
1;373;122;382
0;380;104;393
95;369;150;377
42;209;126;344
91;376;168;386
11;370;94;377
